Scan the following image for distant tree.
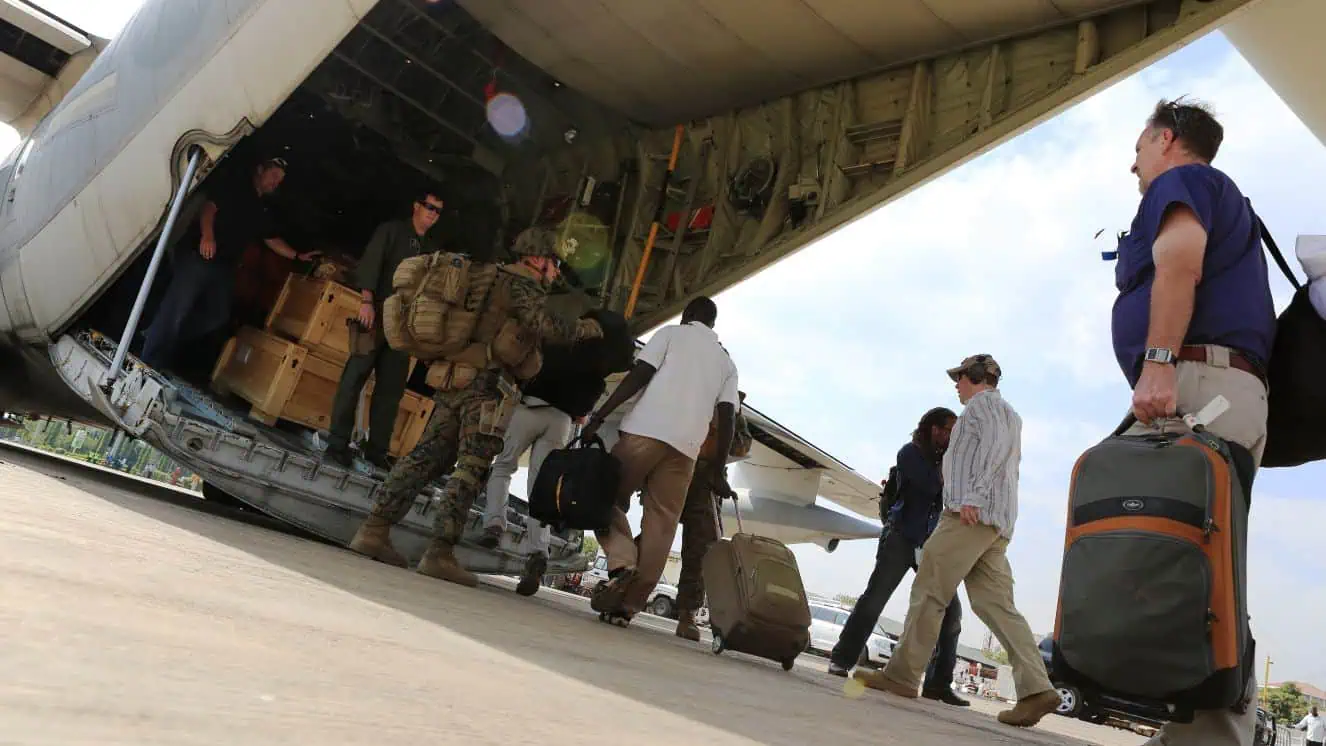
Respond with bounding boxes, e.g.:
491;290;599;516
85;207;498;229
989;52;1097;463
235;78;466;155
834;593;858;608
1267;682;1309;724
580;534;601;559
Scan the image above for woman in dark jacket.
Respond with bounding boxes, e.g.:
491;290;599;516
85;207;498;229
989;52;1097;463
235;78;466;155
826;407;969;706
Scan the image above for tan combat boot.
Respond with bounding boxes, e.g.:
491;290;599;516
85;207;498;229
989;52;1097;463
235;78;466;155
675;610;701;642
416;541;478;587
347;515;408;568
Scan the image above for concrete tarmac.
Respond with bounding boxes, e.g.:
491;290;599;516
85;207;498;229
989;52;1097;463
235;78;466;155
0;444;1145;746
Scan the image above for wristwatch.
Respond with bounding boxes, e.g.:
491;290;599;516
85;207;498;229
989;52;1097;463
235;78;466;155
1143;347;1177;365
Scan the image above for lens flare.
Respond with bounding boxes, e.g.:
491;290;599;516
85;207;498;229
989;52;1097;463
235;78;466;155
486;93;528;138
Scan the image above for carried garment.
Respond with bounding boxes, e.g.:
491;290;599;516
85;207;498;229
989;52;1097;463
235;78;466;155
702;503;811;671
1052;414;1256;720
1258;221;1326;468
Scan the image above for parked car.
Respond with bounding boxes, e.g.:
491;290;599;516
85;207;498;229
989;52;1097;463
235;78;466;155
858;623;897;668
807;603;851;655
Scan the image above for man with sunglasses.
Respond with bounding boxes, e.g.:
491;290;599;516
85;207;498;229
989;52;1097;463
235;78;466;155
325;191;444;471
1112;100;1276;746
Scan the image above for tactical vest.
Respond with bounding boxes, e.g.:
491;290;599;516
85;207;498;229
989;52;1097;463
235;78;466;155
382;251;495;360
419;264;547;390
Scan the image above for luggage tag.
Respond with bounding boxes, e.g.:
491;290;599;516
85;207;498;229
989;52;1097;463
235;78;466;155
1183;395;1231;432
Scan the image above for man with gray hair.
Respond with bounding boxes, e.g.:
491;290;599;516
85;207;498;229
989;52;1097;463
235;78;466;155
856;354;1060;729
1113;98;1276;746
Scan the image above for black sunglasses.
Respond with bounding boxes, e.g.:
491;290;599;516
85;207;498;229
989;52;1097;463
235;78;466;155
417;201;443;214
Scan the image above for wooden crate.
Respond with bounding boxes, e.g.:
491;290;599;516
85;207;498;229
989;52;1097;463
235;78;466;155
280;351;344;431
265;273;362;366
211;326;308;425
211;326;347;429
363;380;435;458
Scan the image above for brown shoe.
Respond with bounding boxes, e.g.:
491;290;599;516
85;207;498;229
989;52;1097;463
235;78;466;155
416;541;478;587
996;689;1063;728
347;515;408;568
675;610;701;642
853;669;918;698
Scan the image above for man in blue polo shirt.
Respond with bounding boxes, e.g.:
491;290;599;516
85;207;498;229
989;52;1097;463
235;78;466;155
1112;99;1275;746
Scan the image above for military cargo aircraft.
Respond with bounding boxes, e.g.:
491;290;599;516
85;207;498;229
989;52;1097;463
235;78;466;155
0;0;1316;578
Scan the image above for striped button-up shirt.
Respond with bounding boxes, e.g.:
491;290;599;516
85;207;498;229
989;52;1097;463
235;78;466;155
941;389;1022;539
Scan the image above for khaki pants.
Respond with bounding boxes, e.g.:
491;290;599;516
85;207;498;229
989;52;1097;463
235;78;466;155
881;512;1053;700
595;432;696;613
1125;351;1266;746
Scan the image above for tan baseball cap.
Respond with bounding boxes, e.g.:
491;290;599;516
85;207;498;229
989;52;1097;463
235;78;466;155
946;354;1002;383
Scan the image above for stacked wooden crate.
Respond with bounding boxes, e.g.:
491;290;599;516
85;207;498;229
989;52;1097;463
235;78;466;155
211;272;434;458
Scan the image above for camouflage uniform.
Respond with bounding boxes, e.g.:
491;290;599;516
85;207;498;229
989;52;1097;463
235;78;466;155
348;227;600;585
368;366;515;541
674;409;751;639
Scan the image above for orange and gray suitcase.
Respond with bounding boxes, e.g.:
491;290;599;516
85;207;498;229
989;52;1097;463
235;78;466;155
1051;409;1257;722
702;502;811;671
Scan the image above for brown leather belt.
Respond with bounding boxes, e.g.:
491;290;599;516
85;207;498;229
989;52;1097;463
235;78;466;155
1178;345;1265;384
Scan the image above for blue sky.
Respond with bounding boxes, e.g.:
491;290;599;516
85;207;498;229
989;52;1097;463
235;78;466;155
20;3;1325;687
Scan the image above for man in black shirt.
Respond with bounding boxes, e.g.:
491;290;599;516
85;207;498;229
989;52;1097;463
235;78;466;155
826;407;968;706
140;157;316;370
324;191;444;470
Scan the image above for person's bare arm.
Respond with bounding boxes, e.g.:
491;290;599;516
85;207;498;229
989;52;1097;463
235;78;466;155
263;237;319;262
1132;204;1207;423
581;361;656;439
198;201;218;259
1146;205;1206;356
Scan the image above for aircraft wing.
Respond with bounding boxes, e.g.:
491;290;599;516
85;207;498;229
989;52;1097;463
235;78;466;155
0;1;105;133
518;364;883;524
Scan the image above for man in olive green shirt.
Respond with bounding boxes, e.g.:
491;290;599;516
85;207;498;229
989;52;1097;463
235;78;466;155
325;191;443;470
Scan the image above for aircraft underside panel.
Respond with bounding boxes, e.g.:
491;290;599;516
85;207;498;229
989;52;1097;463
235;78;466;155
48;330;588;577
500;0;1254;333
1223;0;1326;149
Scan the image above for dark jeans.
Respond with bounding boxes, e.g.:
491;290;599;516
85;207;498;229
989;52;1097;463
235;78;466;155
830;525;963;692
326;330;411;461
140;250;237;370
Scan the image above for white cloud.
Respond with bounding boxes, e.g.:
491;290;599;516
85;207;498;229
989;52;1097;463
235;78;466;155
695;33;1326;683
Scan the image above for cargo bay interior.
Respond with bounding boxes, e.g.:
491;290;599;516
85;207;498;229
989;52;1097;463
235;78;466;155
72;0;634;509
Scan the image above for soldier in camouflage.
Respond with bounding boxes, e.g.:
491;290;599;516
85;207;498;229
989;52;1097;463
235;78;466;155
346;227;602;587
674;394;752;641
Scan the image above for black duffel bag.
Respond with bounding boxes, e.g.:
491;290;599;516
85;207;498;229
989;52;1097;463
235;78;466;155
1256;218;1326;468
528;435;621;531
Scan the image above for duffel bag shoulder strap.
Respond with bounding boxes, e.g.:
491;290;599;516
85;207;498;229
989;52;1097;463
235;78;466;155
1249;203;1303;291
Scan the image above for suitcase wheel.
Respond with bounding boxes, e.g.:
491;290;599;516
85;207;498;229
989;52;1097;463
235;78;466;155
711;631;725;655
598;611;632;628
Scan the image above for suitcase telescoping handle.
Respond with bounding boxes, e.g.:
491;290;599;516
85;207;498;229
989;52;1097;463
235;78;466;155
707;476;743;534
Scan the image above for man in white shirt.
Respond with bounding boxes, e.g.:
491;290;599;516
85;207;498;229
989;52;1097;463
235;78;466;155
580;296;739;623
859;354;1060;729
1298;706;1325;746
